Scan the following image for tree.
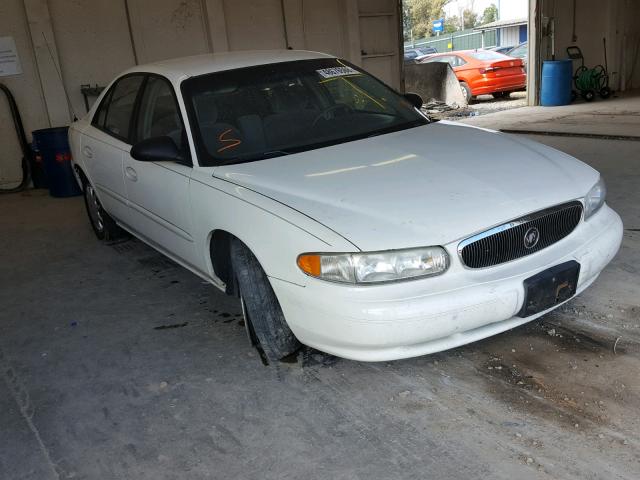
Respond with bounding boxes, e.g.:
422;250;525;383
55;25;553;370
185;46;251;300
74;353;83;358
444;15;460;33
481;3;498;25
443;8;476;32
461;8;478;29
404;0;451;40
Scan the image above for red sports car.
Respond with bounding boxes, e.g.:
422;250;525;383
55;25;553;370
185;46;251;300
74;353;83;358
420;49;526;102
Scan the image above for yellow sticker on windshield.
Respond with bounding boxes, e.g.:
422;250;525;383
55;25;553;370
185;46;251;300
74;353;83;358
316;66;360;79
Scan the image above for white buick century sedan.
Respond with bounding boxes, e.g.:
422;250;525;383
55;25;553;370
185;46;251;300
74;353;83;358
69;50;623;362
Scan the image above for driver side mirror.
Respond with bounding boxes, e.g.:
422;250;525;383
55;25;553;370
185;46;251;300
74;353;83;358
404;92;424;109
130;136;185;163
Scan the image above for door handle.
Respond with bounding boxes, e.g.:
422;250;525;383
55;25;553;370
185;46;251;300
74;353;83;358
82;146;93;158
125;166;138;182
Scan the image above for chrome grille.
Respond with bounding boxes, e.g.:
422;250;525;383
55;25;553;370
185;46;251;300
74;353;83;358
459;201;583;268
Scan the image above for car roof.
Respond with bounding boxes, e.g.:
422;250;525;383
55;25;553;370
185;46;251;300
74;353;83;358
121;49;335;82
427;49;512;58
428;50;474;56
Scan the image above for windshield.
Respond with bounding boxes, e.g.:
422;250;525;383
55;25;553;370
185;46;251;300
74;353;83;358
181;58;428;166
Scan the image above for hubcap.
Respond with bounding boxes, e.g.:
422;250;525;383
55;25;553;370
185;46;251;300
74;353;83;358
86;185;104;232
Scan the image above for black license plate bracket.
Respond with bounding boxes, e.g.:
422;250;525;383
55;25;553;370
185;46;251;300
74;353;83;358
518;260;580;317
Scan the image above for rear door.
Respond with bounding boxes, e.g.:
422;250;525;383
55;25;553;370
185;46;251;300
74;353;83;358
123;75;197;268
81;75;145;222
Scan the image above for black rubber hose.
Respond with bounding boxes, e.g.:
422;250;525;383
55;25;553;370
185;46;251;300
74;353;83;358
0;83;30;193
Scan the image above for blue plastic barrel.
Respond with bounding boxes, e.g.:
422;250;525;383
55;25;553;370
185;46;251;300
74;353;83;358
32;126;82;197
540;60;573;106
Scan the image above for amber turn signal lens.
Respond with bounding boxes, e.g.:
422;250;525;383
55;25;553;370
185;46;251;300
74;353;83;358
297;254;321;277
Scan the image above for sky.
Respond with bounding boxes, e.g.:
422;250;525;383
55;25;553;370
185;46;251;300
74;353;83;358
444;0;496;17
443;0;528;21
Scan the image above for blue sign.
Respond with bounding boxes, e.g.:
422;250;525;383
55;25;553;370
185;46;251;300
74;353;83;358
433;18;444;33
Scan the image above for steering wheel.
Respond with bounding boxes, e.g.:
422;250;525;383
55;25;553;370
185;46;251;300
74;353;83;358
311;104;353;127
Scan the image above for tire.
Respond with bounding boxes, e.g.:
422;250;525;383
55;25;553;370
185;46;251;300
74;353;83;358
460;82;472;103
83;180;128;242
582;90;595;102
230;239;301;362
599;86;611;99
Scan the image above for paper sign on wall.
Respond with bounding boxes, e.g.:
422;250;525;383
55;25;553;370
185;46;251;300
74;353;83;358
0;36;23;77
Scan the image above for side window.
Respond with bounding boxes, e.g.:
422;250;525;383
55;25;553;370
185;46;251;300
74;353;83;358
134;76;184;148
435;56;452;65
453;56;466;67
102;75;145;141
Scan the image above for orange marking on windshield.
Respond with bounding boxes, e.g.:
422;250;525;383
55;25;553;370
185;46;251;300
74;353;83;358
217;128;241;153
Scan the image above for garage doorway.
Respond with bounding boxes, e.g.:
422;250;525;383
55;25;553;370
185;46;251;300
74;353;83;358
401;0;530;118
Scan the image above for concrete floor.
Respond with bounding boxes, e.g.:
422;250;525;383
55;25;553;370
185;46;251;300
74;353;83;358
460;90;640;138
1;133;639;479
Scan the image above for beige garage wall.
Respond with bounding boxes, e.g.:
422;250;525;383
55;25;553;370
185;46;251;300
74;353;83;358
0;0;401;186
48;0;137;119
0;0;47;186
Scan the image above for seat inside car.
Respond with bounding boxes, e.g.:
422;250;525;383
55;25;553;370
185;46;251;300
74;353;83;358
195;93;267;159
262;83;319;148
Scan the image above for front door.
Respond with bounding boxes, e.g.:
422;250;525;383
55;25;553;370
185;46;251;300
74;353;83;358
123;75;197;268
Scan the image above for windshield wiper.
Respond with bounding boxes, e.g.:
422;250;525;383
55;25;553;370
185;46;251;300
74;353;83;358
363;119;427;139
220;150;292;165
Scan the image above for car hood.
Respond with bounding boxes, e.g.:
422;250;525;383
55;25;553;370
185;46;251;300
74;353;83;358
213;122;598;251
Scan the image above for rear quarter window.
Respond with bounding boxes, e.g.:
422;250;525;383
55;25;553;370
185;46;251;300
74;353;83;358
92;89;112;128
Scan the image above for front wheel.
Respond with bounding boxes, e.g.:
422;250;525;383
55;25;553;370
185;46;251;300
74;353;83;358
83;180;128;242
230;239;301;362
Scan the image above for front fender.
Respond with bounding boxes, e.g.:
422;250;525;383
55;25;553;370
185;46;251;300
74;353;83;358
189;169;358;287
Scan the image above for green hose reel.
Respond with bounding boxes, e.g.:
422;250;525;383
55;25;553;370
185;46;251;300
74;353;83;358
567;44;611;102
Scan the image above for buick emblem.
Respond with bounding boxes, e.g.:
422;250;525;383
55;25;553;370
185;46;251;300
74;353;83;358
524;227;540;249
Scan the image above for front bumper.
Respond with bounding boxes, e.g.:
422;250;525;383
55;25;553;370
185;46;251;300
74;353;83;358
271;204;623;361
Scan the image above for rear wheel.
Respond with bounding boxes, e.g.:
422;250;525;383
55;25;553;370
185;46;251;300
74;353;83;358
460;82;472;103
230;239;301;362
83;180;128;242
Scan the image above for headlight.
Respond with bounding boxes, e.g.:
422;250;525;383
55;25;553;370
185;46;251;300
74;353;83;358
297;247;449;284
584;177;606;219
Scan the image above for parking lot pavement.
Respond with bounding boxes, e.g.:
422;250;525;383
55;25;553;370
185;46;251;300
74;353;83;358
1;134;638;479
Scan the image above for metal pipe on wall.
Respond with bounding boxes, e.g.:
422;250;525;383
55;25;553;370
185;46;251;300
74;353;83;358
123;0;139;64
